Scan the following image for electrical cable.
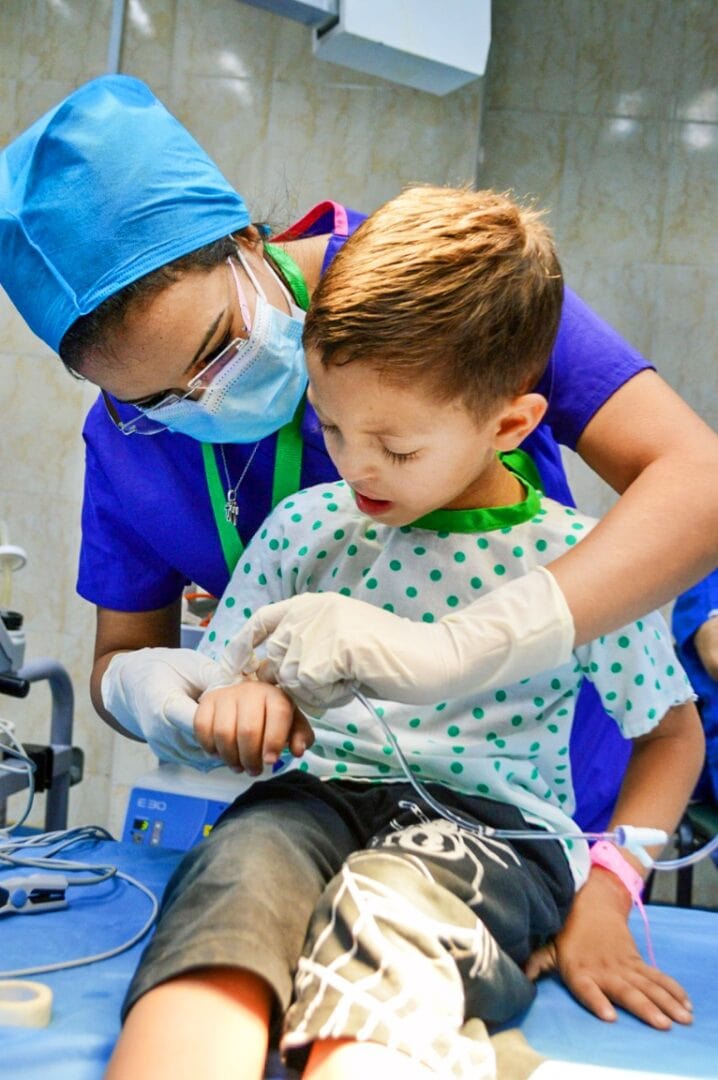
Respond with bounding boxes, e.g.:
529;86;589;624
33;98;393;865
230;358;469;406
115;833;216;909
0;826;159;978
0;869;158;979
0;643;158;975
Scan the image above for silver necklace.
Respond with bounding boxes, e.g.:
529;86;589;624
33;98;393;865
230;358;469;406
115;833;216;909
219;442;260;525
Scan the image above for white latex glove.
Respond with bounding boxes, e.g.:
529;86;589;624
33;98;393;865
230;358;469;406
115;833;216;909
224;566;575;711
101;646;231;770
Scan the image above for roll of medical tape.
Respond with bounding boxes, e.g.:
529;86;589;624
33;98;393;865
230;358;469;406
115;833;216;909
0;980;53;1027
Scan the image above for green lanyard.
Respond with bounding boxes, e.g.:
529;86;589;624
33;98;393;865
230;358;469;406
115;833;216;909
202;245;310;575
264;242;310;311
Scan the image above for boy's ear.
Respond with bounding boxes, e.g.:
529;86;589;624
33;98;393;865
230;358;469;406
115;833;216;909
493;393;548;451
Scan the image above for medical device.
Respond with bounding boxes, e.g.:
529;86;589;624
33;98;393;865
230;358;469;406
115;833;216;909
0;874;70;916
1;627;156;976
122;763;247;849
0;528;147;978
350;687;718;873
0;526;84;834
0;826;158;979
0;719;36;833
0;522;26;673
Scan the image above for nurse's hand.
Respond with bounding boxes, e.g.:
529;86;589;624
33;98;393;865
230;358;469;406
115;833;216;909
101;646;228;769
225;566;574;713
525;869;693;1029
194;680;314;775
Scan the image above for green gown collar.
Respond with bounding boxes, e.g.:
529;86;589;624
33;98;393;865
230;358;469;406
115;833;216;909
408;449;543;534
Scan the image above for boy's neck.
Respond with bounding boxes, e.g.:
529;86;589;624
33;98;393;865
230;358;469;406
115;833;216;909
443;453;525;512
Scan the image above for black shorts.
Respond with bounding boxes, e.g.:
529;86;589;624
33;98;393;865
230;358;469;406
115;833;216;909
123;772;574;1072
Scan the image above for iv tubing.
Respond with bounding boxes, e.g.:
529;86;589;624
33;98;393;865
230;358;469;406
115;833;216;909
646;833;718;870
350;686;715;872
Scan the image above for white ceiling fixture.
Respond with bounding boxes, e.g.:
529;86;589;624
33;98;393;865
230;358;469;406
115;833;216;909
239;0;490;96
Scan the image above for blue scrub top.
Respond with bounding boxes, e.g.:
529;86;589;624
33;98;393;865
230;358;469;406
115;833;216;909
672;570;718;803
77;199;653;830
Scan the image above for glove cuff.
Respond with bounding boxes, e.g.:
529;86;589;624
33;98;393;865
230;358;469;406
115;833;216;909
101;652;145;739
519;565;576;668
442;565;575;696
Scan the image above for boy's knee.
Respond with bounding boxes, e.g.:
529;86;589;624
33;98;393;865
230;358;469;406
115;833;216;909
284;851;513;1075
307;849;535;1024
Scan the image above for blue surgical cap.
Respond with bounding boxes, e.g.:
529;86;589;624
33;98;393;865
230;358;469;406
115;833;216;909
0;75;250;353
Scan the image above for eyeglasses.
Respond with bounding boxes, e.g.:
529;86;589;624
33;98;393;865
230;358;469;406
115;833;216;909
102;256;253;436
102;334;251;436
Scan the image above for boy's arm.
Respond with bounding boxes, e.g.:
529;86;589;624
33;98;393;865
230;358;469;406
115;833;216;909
528;701;705;1029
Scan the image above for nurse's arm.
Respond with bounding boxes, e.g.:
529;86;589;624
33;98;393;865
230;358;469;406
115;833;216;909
90;599;181;734
549;369;718;646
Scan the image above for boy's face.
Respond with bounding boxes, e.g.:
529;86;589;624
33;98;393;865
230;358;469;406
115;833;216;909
306;350;517;527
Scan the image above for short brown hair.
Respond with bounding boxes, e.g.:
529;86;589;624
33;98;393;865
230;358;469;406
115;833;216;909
304;185;563;412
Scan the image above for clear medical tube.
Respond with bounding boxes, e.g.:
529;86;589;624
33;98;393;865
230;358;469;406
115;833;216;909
350;687;716;872
647;833;718;870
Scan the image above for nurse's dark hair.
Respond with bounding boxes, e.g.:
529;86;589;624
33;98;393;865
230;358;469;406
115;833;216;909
59;227;259;373
303;185;563;413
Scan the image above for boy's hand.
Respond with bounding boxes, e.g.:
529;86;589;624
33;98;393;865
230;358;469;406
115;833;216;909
193;680;315;775
525;870;693;1030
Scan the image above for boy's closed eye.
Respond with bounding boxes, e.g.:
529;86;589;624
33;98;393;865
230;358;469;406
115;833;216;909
318;421;419;464
381;446;420;463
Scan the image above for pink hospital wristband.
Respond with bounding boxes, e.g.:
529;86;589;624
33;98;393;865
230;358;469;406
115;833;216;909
589;840;656;966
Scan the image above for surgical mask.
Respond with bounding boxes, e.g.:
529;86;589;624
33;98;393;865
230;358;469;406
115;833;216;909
117;249;307;442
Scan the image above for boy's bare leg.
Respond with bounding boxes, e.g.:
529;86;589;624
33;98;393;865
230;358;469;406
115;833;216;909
104;968;272;1080
303;1038;437;1079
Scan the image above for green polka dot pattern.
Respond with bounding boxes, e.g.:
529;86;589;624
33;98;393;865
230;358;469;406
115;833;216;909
195;473;693;884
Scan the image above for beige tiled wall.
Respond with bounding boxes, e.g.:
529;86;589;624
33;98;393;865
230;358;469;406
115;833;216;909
2;0;716;834
481;0;718;516
0;0;482;832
